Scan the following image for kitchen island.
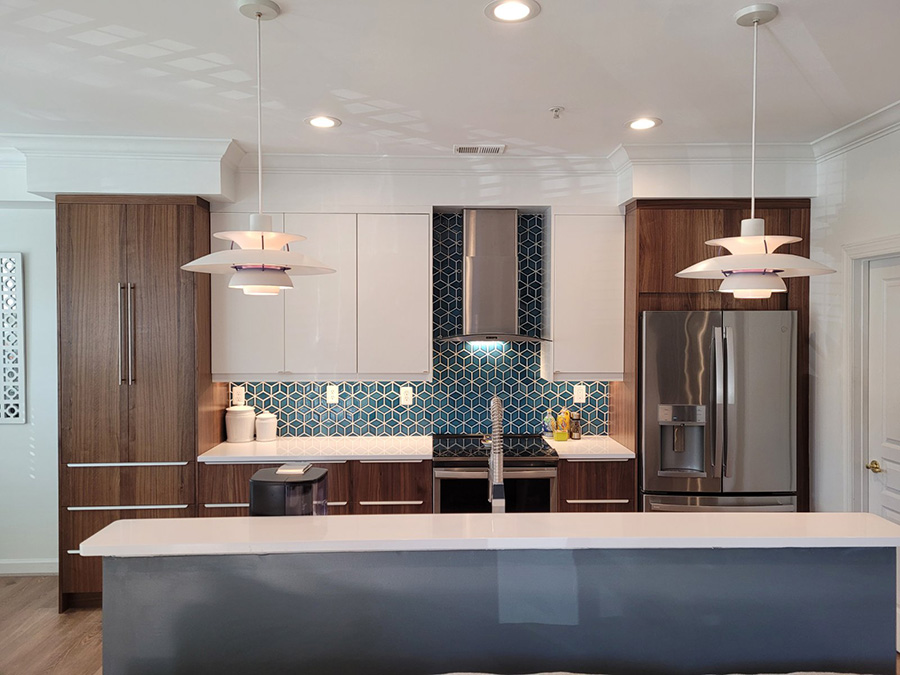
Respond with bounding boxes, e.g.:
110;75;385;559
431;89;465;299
81;512;900;675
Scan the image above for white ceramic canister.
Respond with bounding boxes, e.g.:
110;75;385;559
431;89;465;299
255;410;278;442
225;405;256;443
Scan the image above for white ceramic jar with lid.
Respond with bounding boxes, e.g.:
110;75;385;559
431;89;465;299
225;405;256;443
255;410;278;442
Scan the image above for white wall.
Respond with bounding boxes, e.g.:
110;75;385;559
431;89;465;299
0;205;58;574
809;129;900;511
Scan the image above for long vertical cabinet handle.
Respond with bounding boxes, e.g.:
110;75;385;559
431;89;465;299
724;326;736;479
127;282;135;385
712;327;725;478
117;283;125;385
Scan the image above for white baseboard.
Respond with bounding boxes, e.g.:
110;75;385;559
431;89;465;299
0;558;58;576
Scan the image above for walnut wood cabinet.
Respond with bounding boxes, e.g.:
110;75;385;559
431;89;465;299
56;195;225;611
557;459;635;512
197;459;432;516
609;199;811;510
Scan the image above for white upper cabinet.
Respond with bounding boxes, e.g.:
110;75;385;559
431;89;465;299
542;214;624;381
284;214;357;376
211;212;431;381
211;213;285;377
357;214;432;376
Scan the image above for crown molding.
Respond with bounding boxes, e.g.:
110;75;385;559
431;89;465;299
0;148;25;168
239;153;617;176
812;99;900;162
1;134;240;163
617;142;816;165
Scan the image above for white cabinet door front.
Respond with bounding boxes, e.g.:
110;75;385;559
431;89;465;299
211;213;285;378
284;214;358;376
550;214;624;379
357;214;431;376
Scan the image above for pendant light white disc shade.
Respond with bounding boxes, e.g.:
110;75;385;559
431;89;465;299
229;268;293;296
212;231;306;249
676;253;834;279
674;4;834;294
182;249;334;276
719;272;786;299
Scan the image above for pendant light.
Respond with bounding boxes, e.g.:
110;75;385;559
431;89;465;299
676;3;833;298
182;0;335;294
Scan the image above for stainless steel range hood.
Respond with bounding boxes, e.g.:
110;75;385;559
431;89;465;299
442;208;544;343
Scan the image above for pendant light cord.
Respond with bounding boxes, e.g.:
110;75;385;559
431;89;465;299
256;12;263;216
750;18;758;220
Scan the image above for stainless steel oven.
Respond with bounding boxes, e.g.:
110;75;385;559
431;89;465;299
433;464;558;513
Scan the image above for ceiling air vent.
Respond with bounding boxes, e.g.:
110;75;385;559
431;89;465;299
453;144;507;155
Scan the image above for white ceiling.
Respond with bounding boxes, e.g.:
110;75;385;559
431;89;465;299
1;0;898;158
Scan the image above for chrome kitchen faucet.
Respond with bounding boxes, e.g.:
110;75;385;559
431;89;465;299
488;395;505;514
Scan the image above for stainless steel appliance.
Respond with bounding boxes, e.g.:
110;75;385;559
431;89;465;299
641;311;797;512
433;434;558;513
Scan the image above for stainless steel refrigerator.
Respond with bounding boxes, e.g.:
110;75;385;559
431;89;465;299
641;311;797;512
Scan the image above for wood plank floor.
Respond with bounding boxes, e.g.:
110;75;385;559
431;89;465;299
0;575;898;675
0;577;101;675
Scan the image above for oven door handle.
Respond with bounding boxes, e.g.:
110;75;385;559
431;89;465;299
503;468;557;479
434;468;490;480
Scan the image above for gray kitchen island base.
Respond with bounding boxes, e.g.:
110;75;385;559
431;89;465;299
102;547;895;675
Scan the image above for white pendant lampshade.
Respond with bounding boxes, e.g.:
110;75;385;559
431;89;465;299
675;4;834;295
181;1;335;292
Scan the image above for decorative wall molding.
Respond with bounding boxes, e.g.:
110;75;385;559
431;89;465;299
0;253;25;424
0;558;58;575
813;100;900;163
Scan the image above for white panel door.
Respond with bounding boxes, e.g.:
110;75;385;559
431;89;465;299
549;214;624;379
864;257;900;649
866;257;900;520
210;213;285;378
283;214;357;376
357;214;431;376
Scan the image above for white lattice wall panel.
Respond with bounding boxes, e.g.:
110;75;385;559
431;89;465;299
1;253;25;423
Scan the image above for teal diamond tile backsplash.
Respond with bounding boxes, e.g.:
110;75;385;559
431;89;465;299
233;213;610;436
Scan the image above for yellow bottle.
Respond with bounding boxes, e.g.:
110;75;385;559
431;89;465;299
554;407;570;441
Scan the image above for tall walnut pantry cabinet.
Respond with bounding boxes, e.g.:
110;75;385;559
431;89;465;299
56;195;225;611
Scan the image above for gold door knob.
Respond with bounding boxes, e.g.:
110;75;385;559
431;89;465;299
866;460;884;474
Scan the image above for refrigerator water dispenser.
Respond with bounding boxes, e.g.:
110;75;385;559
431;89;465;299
658;405;706;474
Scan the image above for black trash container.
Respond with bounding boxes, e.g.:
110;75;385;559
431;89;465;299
249;465;328;516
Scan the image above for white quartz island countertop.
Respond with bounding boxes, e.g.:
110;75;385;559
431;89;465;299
199;435;434;462
198;435;634;462
80;512;900;558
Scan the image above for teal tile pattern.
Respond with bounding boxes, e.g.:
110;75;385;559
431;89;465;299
234;213;610;436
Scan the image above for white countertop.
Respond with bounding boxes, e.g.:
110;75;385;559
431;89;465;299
547;435;634;459
199;436;433;463
198;435;633;463
79;512;900;557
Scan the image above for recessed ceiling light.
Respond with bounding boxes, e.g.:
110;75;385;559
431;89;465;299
484;0;541;23
306;115;342;129
626;117;662;130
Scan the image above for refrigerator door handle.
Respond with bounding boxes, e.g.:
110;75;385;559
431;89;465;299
724;325;736;478
712;327;725;478
648;502;795;513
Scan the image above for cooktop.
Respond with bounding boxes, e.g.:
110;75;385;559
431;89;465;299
432;434;557;460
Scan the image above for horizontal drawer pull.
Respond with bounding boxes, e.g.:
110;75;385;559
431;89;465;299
203;503;249;509
327;501;348;507
565;499;630;505
66;549;80;555
358;459;425;464
66;505;190;512
358;500;424;506
66;462;189;468
564;458;630;463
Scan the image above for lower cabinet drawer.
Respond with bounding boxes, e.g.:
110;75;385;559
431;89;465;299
198;461;351;513
558;459;635;512
60;506;196;594
351;460;432;515
61;463;195;507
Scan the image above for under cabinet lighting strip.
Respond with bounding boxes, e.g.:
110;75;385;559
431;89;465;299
67;462;189;468
66;505;189;511
565;499;630;505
